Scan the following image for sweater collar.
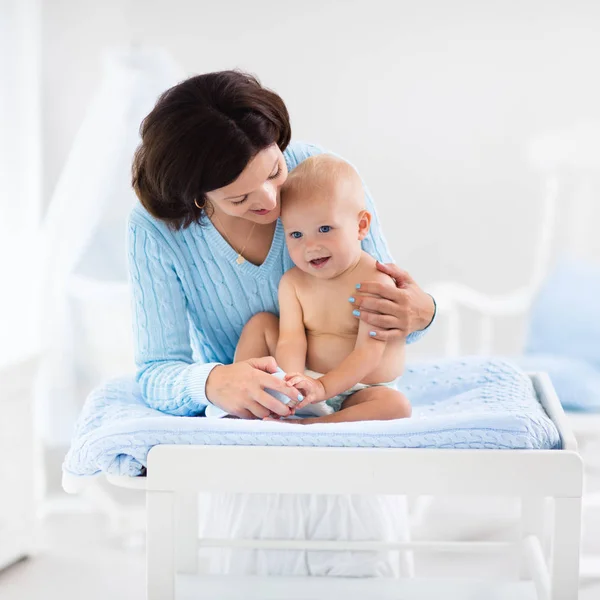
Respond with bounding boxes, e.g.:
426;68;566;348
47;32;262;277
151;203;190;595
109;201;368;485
203;217;284;279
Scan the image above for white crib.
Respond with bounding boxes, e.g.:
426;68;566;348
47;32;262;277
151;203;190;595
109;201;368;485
107;372;581;600
427;121;600;579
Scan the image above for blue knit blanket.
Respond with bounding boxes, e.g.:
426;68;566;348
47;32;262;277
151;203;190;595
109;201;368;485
63;357;560;489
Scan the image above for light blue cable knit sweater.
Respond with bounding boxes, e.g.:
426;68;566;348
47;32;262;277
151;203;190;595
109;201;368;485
128;141;432;416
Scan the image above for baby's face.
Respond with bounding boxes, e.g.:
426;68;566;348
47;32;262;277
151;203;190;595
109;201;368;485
281;184;365;279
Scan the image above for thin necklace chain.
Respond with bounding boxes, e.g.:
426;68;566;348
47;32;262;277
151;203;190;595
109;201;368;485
212;212;257;265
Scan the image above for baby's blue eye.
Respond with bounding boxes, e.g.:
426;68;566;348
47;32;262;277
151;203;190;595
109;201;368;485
319;225;331;233
290;231;302;239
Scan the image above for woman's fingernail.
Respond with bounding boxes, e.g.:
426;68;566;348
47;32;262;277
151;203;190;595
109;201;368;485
298;394;304;401
369;331;377;337
348;296;355;303
352;309;360;317
355;284;361;289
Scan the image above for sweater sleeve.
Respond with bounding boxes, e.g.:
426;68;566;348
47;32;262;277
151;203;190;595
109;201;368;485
286;141;434;343
128;219;221;415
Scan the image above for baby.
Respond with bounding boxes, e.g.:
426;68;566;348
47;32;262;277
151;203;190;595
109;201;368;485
271;154;411;424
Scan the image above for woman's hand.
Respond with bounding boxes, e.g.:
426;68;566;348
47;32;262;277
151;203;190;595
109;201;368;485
205;357;303;419
284;373;326;408
351;262;435;341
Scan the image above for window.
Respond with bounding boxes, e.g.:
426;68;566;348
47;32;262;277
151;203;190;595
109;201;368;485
0;0;42;365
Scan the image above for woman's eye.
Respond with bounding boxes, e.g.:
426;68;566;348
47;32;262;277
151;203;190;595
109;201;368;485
268;165;281;180
290;231;302;239
319;225;331;233
231;196;248;206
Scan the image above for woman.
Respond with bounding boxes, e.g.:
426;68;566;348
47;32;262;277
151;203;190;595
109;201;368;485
130;69;435;419
130;69;435;576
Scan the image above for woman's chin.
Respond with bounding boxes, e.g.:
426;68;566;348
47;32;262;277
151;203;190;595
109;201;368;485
248;206;280;223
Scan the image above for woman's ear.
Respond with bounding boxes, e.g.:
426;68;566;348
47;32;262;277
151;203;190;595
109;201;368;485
357;210;372;241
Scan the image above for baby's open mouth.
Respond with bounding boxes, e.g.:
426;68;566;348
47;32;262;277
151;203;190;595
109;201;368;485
309;257;331;269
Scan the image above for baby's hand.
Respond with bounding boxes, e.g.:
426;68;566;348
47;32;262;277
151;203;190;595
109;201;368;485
284;373;326;408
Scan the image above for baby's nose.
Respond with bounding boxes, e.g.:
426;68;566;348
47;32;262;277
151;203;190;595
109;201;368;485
305;242;323;255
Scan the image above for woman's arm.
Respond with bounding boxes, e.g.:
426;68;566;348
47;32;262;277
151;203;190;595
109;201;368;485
129;217;298;418
360;179;435;343
128;219;220;416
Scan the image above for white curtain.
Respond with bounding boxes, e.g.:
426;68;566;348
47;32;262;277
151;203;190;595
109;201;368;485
34;46;184;447
0;0;42;366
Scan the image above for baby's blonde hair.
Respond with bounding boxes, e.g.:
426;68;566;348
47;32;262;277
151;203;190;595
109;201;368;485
282;154;364;208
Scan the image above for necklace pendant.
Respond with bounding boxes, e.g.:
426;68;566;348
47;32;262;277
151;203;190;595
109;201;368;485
235;255;245;265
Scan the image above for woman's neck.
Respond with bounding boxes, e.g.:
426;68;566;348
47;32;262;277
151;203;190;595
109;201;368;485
208;208;277;266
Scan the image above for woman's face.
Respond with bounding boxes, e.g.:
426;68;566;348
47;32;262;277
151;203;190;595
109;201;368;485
205;144;288;224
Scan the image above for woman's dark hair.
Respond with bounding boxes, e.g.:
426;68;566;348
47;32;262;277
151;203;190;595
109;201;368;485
131;70;291;230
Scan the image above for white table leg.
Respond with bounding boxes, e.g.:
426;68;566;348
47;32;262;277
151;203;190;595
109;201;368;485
550;497;581;600
175;492;198;574
398;496;415;578
147;490;175;600
520;496;548;579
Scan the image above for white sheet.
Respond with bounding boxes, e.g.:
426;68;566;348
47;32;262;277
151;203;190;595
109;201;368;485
197;493;411;577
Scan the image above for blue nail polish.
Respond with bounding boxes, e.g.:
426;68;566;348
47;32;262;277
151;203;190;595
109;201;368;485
298;394;304;401
352;309;360;317
355;283;361;289
348;296;355;303
369;331;377;337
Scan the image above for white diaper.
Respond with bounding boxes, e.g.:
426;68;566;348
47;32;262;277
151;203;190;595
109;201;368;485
302;369;398;414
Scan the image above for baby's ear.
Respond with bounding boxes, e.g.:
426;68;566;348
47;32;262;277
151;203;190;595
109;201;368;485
357;210;372;240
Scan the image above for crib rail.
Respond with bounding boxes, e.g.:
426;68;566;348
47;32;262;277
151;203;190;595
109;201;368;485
196;539;513;552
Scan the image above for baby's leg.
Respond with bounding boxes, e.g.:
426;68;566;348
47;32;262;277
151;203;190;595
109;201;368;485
234;312;280;362
297;387;411;424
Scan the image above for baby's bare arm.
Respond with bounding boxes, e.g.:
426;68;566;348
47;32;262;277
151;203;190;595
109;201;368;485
317;318;387;400
275;272;307;373
316;270;399;400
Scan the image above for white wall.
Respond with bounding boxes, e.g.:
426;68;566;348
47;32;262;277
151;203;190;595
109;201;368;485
42;0;600;356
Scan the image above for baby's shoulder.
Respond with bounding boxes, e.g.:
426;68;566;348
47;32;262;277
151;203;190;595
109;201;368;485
279;266;303;290
368;268;397;288
357;254;397;289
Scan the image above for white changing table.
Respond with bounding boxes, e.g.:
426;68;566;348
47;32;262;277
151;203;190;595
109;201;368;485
108;373;583;600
